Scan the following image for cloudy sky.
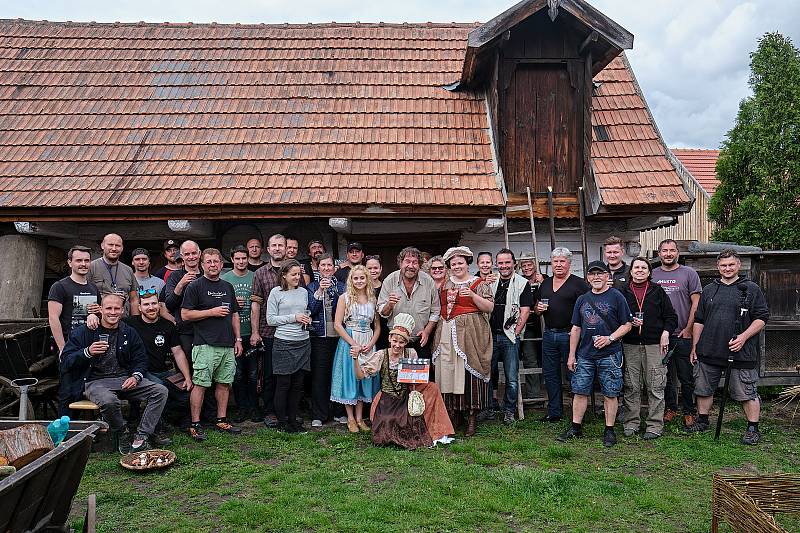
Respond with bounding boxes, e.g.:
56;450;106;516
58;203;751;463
4;0;799;148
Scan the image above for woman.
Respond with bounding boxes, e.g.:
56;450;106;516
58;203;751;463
356;313;454;449
366;255;390;350
476;251;495;282
426;255;447;291
432;246;494;437
620;257;678;440
330;265;381;433
266;259;312;433
306;253;346;428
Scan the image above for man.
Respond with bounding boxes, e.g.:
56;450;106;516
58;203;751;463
250;233;287;427
518;251;545;400
377;246;440;359
221;245;258;423
125;291;193;436
49;245;102;415
558;261;632;447
154;239;181;283
89;233;139;316
285;237;300;260
246;238;265;272
181;248;243;441
488;249;532;425
651;239;702;428
534;247;590;422
131;248;166;293
162;240;203;357
334;242;364;283
301;239;326;285
688;249;769;445
61;294;168;453
603;236;630;290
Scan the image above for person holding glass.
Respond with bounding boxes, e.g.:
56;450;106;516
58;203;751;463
266;259;311;433
365;255;390;351
330;265;381;433
620;257;677;439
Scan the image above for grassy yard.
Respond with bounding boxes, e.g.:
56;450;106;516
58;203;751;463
71;403;800;532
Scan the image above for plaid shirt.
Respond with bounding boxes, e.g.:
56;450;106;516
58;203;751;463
251;263;281;338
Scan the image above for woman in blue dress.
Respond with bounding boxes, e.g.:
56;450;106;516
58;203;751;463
330;265;381;433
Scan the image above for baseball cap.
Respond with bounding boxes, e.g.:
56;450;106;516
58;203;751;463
586;260;610;273
131;247;150;259
347;242;363;252
163;239;178;251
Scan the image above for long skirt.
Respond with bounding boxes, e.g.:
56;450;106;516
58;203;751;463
370;382;455;450
330;328;380;405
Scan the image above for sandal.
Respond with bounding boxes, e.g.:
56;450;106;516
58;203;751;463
357;420;370;432
347;419;359;433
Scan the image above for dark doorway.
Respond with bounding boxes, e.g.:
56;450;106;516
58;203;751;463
349;231;461;277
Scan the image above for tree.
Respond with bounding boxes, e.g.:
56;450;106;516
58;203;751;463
709;32;800;249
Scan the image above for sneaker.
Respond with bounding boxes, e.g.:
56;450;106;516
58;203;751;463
151;431;173;447
539;414;563;423
287;422;307;434
683;414;696;429
741;428;761;446
603;427;618;447
684;419;710;433
311;419;323;428
476;409;496;422
623;427;637;437
641;431;661;440
556;426;583;442
333;416;348;425
130;433;152;452
215;420;242;434
503;411;515;425
188;423;207;442
263;414;279;428
113;429;132;454
663;409;678;423
250;409;263;423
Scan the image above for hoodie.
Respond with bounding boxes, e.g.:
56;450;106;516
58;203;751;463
694;277;769;368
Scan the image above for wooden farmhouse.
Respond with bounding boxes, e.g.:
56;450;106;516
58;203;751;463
0;0;694;317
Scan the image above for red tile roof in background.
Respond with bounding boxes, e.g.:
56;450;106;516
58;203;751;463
0;20;688;217
671;148;720;196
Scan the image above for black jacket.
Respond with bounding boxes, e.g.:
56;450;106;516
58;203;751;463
60;321;148;404
694;277;769;369
621;282;678;345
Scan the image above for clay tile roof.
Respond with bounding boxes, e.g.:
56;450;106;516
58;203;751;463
671;148;720;196
591;54;689;207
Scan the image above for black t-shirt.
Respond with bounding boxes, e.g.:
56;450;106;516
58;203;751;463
247;262;266;272
181;276;241;347
536;274;591;330
124;316;180;373
47;277;101;336
89;328;124;380
154;265;180;283
334;265;352;283
490;278;533;333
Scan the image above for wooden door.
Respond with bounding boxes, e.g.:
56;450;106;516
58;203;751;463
501;62;582;194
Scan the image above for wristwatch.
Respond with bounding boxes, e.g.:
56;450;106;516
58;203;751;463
608;334;616;342
235;337;243;342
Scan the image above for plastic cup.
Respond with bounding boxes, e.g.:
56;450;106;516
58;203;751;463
98;334;109;343
540;298;550;310
635;312;644;321
301;310;311;330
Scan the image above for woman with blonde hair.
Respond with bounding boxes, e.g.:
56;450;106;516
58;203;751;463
330;265;381;432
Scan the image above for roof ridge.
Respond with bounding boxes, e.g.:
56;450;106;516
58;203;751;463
670;148;720;152
0;18;483;29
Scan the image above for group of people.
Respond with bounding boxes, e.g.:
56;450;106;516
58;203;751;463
47;232;769;453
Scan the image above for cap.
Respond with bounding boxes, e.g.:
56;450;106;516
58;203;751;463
389;313;416;341
586;260;610;273
347;242;363;252
442;246;473;263
130;247;149;259
163;239;178;251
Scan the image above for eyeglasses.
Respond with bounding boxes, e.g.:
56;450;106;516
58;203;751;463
365;255;381;261
138;288;159;296
430;266;445;271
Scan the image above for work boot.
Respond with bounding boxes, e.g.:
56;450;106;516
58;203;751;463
683;414;696;430
557;425;583;442
741;428;761;446
465;413;478;437
684;418;710;433
603;427;618;447
663;408;678;423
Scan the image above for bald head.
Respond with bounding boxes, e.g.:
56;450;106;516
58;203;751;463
180;240;201;271
101;233;123;262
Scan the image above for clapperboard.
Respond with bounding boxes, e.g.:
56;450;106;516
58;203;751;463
397;358;430;384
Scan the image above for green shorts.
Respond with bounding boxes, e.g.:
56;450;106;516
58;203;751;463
191;344;236;387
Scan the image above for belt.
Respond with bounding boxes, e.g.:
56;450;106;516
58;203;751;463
545;327;571;333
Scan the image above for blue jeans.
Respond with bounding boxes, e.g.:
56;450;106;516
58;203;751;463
491;333;520;413
542;329;572;418
234;351;259;411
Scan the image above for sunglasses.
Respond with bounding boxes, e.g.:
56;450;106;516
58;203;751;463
138;288;159;296
429;266;445;271
365;255;381;261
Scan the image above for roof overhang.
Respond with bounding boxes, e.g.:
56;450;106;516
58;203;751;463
452;0;633;89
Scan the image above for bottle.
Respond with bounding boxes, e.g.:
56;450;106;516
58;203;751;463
47;415;71;446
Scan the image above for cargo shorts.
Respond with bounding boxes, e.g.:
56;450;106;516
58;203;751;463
192;344;236;387
694;361;759;402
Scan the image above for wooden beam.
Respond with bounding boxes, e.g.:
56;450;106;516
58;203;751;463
506;193;579;219
561;0;633;49
579;30;598;53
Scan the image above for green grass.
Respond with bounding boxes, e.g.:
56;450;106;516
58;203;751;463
71;404;800;532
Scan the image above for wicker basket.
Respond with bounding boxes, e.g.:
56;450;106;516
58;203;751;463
119;449;176;471
712;473;800;533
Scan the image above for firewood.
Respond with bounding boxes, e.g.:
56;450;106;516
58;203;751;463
0;424;54;469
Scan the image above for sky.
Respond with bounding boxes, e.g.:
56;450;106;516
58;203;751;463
3;0;799;149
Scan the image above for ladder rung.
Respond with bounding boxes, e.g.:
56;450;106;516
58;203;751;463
507;230;532;236
505;205;532;213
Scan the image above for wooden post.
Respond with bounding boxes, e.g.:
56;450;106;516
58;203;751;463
547;186;556;250
0;235;47;319
578;186;589;274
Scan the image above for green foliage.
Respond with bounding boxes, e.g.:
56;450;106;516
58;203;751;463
709;32;800;249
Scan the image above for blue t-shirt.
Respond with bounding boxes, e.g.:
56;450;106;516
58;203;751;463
571;288;632;360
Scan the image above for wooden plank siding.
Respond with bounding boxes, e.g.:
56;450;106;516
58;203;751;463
639;176;714;256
